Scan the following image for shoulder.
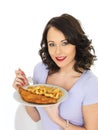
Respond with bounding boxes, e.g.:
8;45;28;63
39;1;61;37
82;70;98;105
33;62;48;84
33;62;48;75
84;70;98;86
82;70;98;92
79;70;98;89
34;62;48;70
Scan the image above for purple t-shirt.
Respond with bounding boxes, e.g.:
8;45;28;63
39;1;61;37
33;62;98;130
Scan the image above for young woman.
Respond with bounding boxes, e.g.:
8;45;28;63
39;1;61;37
13;13;98;130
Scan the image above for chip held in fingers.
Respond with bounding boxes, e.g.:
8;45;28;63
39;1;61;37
18;84;64;104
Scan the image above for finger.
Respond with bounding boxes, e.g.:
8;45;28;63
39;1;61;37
15;77;25;86
13;77;26;89
15;69;25;76
12;79;22;90
13;76;27;89
15;69;28;84
18;68;25;75
16;74;27;81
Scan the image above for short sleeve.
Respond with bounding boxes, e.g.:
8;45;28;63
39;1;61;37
33;62;48;84
83;77;98;105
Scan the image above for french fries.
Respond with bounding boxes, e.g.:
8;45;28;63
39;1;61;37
27;85;63;99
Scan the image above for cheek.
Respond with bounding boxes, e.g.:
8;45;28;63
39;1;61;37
71;48;76;56
73;47;76;55
66;47;76;57
48;48;54;56
71;48;76;59
48;49;56;61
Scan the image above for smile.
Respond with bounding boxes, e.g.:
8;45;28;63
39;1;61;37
55;56;66;62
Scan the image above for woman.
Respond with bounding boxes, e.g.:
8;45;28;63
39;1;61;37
13;14;98;130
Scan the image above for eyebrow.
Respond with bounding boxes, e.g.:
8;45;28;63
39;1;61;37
47;39;67;43
61;39;68;42
47;41;54;43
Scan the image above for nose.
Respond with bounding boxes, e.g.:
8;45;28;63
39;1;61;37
55;45;61;54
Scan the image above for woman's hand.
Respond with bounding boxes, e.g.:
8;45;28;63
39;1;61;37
12;68;28;89
44;104;61;123
44;104;67;129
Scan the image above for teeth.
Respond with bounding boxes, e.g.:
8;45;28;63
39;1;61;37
58;57;63;59
55;56;66;61
56;57;65;59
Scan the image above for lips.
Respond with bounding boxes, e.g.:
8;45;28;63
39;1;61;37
55;56;66;61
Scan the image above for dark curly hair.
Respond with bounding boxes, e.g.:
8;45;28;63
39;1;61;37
39;13;97;74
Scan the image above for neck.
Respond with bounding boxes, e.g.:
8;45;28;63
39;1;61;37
58;67;83;77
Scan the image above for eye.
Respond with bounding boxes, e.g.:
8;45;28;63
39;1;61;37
62;40;69;46
48;42;56;47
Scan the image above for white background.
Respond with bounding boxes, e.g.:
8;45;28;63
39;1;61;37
0;0;98;130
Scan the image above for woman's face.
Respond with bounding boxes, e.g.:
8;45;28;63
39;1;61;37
47;27;76;69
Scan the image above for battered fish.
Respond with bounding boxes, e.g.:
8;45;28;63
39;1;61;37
19;87;57;104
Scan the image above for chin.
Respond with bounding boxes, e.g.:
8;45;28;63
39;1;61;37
56;63;66;68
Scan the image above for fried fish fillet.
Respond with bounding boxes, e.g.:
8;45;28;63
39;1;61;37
18;87;57;104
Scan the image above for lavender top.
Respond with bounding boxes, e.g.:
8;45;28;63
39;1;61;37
33;62;98;130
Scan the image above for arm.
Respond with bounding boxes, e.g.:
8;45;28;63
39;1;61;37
83;103;98;130
12;68;41;122
44;103;98;130
44;104;85;130
25;106;41;122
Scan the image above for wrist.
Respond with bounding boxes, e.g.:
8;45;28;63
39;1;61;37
54;117;69;130
60;120;69;130
64;120;69;130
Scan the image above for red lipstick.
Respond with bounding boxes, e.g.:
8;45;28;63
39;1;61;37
55;56;66;61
